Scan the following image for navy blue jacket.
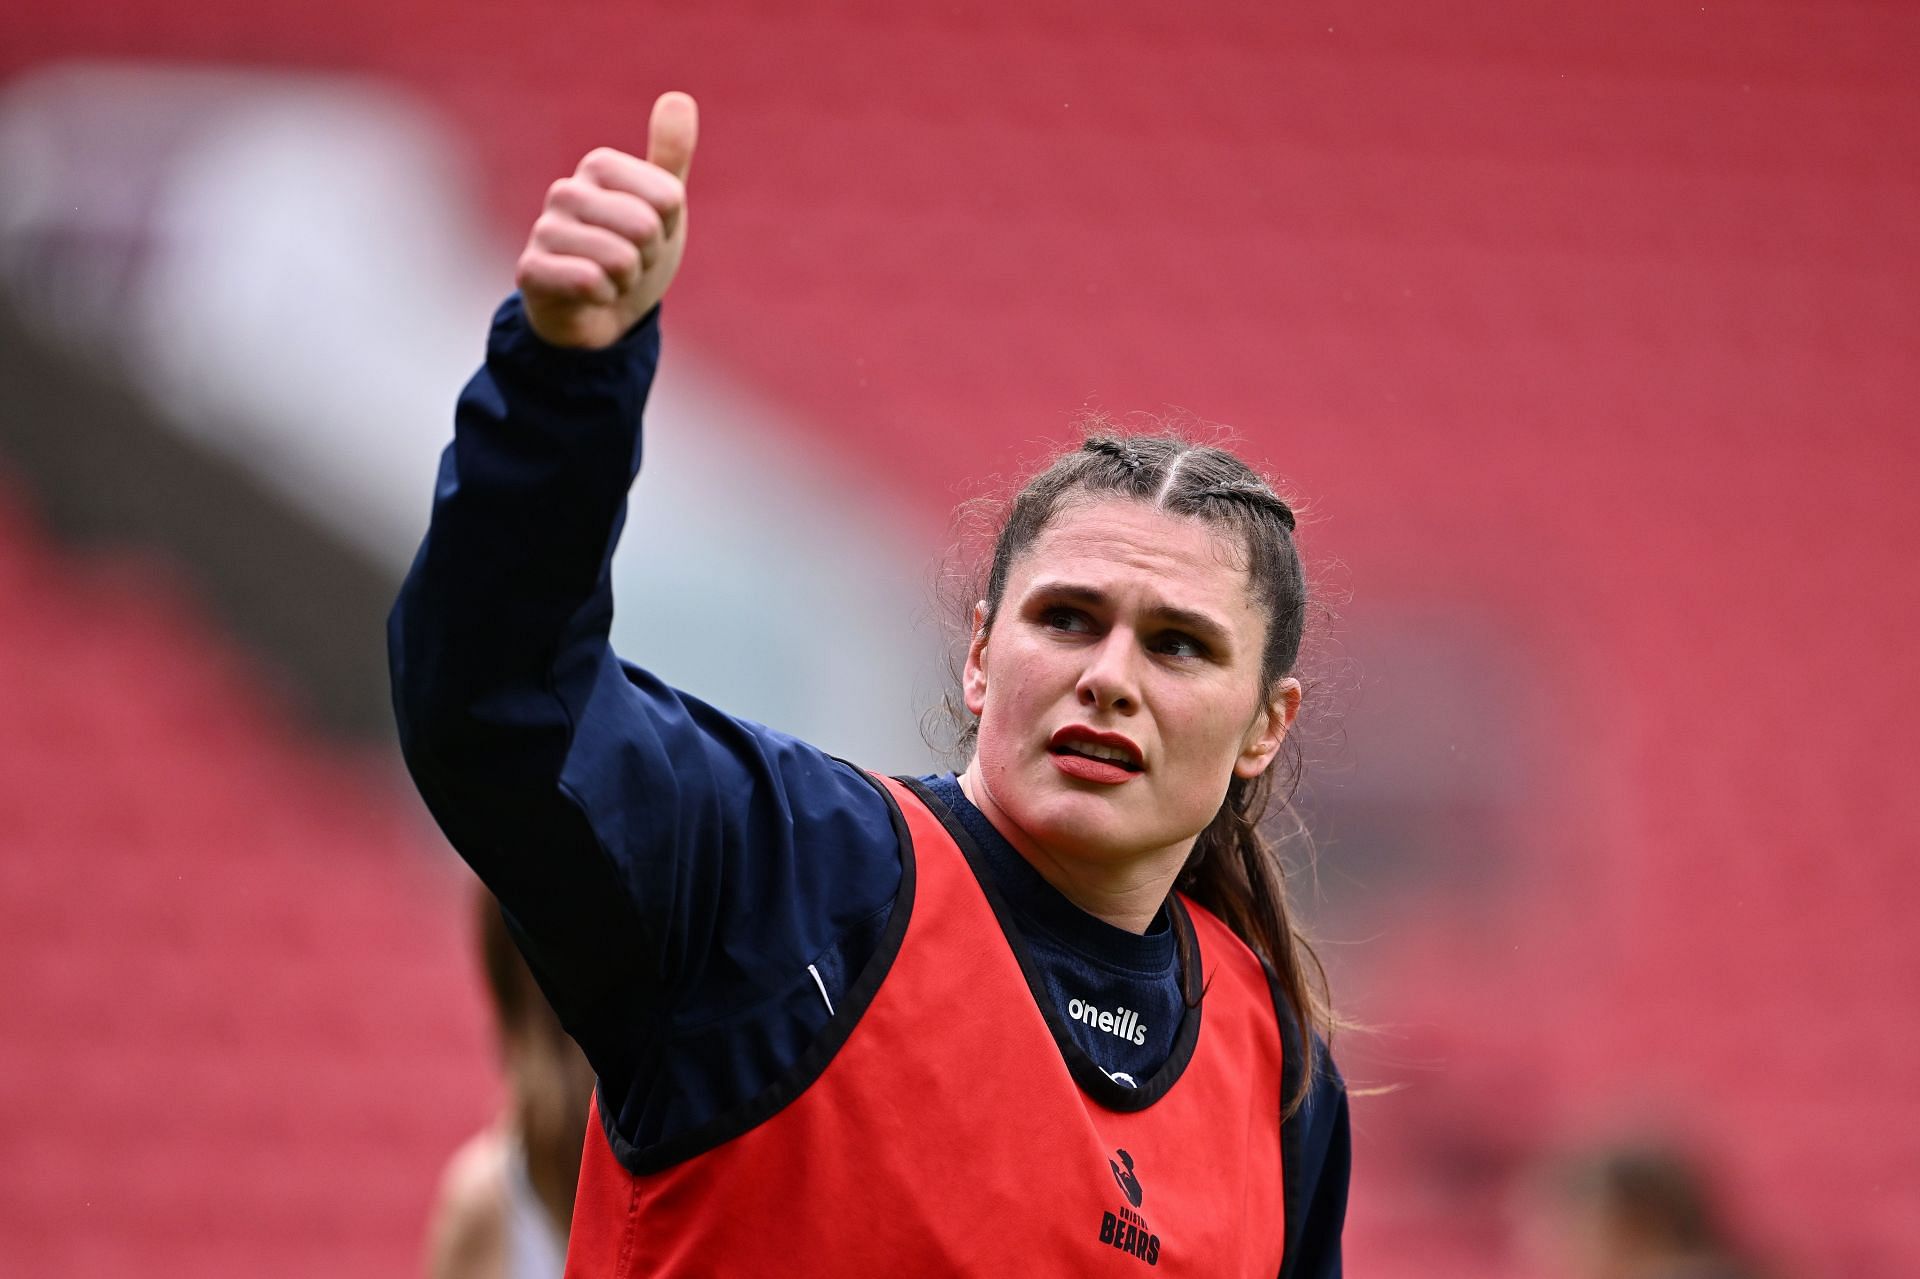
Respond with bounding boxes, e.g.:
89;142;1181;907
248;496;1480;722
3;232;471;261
388;296;1348;1276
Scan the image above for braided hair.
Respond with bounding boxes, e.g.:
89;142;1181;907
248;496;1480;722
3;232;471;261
962;428;1330;1115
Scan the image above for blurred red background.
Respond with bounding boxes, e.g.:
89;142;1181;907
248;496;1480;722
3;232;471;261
2;2;1914;1275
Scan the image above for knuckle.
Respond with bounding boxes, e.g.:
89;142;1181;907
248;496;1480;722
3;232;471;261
515;252;563;292
578;146;625;182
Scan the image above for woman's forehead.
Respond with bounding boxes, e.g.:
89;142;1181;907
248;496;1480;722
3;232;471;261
1011;498;1258;613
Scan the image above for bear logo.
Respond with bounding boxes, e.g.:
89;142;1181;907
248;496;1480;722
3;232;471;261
1109;1148;1144;1208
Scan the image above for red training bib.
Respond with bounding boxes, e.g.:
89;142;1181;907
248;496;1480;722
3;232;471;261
564;774;1288;1276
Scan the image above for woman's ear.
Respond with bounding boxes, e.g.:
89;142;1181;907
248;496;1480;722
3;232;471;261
1234;676;1301;779
962;601;990;717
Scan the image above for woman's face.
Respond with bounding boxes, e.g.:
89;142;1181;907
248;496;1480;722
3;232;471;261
963;497;1298;871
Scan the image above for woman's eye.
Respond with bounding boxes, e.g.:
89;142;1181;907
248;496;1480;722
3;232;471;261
1155;633;1205;659
1042;607;1089;633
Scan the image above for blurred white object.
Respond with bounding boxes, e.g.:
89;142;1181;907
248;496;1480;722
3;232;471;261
0;62;938;768
0;63;500;550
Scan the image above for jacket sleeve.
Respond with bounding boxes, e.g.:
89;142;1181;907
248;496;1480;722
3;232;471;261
386;296;899;1078
1277;1019;1352;1279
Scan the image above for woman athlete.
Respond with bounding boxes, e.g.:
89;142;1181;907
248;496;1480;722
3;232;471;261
390;91;1349;1277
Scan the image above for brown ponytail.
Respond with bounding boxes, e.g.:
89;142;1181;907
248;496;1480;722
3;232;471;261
1177;769;1333;1117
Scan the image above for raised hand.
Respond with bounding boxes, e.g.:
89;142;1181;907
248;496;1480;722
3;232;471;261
515;91;698;350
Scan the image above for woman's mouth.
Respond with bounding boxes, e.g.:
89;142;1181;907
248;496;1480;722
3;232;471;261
1047;728;1144;784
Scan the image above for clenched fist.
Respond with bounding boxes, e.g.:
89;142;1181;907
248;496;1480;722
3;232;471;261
516;92;698;350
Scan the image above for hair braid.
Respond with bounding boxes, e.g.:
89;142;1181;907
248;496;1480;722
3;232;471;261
1191;480;1297;533
1082;434;1145;476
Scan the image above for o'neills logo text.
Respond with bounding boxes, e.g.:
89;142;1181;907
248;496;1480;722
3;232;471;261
1096;1149;1161;1266
1067;998;1149;1046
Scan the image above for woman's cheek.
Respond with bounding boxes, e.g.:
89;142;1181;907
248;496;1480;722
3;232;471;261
974;712;1024;807
982;671;1040;772
1156;707;1237;825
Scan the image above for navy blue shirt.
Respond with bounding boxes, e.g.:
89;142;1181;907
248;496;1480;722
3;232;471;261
918;773;1185;1090
389;295;1348;1275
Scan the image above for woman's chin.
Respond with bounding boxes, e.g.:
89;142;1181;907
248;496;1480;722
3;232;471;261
978;759;1177;866
1016;790;1155;863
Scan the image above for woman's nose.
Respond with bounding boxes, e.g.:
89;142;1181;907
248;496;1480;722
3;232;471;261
1076;631;1140;713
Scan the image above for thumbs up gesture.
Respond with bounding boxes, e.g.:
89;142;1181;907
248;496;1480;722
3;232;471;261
516;92;698;349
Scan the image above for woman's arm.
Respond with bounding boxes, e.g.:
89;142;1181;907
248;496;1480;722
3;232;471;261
423;1128;508;1279
388;97;901;1094
1278;1028;1352;1279
389;293;664;1038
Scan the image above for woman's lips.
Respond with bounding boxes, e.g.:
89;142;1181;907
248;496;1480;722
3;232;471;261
1050;751;1141;784
1046;726;1145;785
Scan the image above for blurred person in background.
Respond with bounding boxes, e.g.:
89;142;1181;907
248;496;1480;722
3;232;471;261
425;890;595;1279
390;90;1348;1275
1522;1141;1770;1279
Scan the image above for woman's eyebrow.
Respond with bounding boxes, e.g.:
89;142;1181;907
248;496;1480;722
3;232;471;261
1026;581;1234;650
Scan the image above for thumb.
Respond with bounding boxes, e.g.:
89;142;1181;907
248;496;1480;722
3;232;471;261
647;91;698;183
